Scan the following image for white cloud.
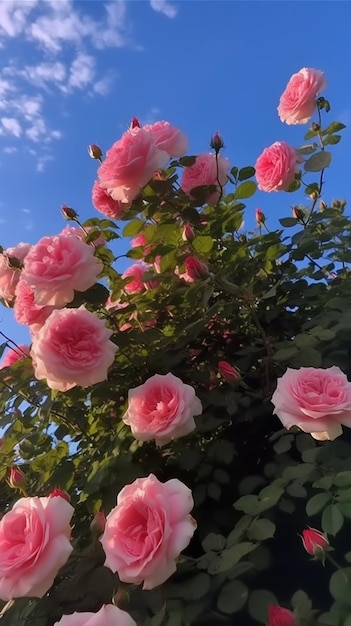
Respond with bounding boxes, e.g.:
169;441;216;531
0;1;38;38
67;53;95;91
3;146;18;154
149;0;177;18
1;117;22;137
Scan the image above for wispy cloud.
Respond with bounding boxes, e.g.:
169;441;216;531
149;0;177;18
0;117;22;137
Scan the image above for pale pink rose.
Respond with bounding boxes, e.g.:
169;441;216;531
14;279;55;332
100;474;197;589
31;307;118;392
121;264;146;295
144;120;189;158
98;127;169;205
255;141;302;192
60;225;105;248
92;180;125;219
123;372;202;446
105;294;129;311
0;496;74;600
0;242;31;302
181;153;230;204
54;605;137;626
278;67;327;125
0;345;30;369
22;234;103;307
271;366;351;441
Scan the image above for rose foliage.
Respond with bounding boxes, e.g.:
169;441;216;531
1;70;351;626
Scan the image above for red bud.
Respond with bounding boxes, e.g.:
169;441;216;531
130;117;141;129
301;527;329;556
61;205;78;221
182;223;195;242
255;208;266;225
88;144;103;161
8;466;25;489
210;131;224;153
90;511;106;537
49;488;71;502
218;361;241;385
268;605;296;626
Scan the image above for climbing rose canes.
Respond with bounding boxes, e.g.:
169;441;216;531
100;474;197;589
271;366;351;441
54;605;137;626
0;496;74;600
278;67;327;125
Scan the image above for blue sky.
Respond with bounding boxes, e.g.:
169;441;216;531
1;0;351;346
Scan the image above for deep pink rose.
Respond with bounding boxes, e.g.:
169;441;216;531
54;605;137;626
0;242;31;302
131;234;152;257
144;120;189;158
255;141;302;192
181;153;230;204
100;474;197;589
98;127;169;205
0;496;73;600
31;307;118;392
22;234;103;307
123;372;202;446
268;606;296;626
278;67;327;125
92;180;125;219
121;264;147;295
0;345;30;369
14;279;55;332
301;527;329;556
271;366;351;441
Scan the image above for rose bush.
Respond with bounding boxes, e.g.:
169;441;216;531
1;68;351;626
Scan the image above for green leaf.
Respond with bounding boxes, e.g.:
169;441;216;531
279;217;298;227
238;166;255;181
322;504;344;536
273;435;293;454
304;151;332;172
235;181;257;199
324;134;341;146
306;492;331;516
123;220;145;237
247;519;275;541
273;346;298;361
192;236;213;254
322;121;346;136
234;494;260;515
179;155;197;167
297;144;318;155
208;542;257;575
230;166;238;179
334;471;351;487
217;580;249;614
248;590;277;623
291;590;313;613
202;533;226;552
329;568;351;606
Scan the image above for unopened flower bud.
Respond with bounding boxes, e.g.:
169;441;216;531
130;117;141;129
292;206;305;221
182;223;195;242
218;361;241;385
185;256;208;280
301;527;329;558
90;511;106;537
309;190;319;201
332;199;341;209
268;605;296;626
311;122;320;132
61;205;78;221
8;466;25;490
49;488;71;502
88;144;103;161
255;208;266;225
210;131;224;153
319;200;327;212
114;588;130;610
7;255;23;269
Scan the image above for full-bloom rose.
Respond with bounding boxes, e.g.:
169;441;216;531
255;141;302;192
278;67;327;125
268;606;296;626
0;344;30;369
0;496;74;600
144;120;189;158
92;180;125;219
31;307;118;392
14;279;55;332
22;234;103;307
123;372;202;446
181;153;230;204
54;605;137;626
98;126;169;205
100;474;197;589
0;242;31;302
271;366;351;441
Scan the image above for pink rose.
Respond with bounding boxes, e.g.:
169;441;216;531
278;67;327;125
98;127;169;205
123;372;202;446
92;180;125;219
121;263;149;295
268;606;296;626
0;496;74;600
31;307;118;392
100;474;197;589
181;153;230;204
60;225;105;248
271;366;351;441
0;242;31;302
0;344;30;369
301;527;329;556
144;120;189;158
14;279;55;332
22;234;103;307
131;234;152;257
255;141;302;192
54;605;137;626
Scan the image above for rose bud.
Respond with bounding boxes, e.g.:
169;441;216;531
88;144;103;161
268;605;296;626
210;131;224;153
255;208;266;225
49;488;71;502
61;205;78;221
301;527;329;556
130;116;141;129
8;466;25;490
90;511;107;537
218;361;241;385
185;256;208;280
292;206;305;221
182;223;195;242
